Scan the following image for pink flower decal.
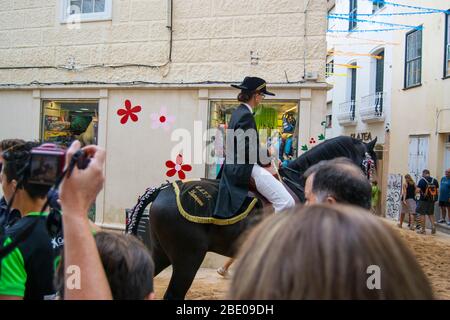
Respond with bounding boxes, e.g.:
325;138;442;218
166;154;192;180
117;100;141;124
151;107;175;131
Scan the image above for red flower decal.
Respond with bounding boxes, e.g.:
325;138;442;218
117;100;142;124
309;137;316;144
166;154;192;180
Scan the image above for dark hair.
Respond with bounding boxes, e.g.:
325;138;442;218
229;204;434;300
0;139;25;152
237;90;256;103
311;159;372;209
304;157;355;179
422;169;430;175
55;232;154;300
2;141;50;199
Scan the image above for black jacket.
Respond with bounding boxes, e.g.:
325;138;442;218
214;104;269;218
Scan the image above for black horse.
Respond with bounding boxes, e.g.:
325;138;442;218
127;136;378;299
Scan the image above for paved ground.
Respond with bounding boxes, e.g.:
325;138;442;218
154;217;450;300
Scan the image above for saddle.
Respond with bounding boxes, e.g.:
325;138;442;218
172;179;259;226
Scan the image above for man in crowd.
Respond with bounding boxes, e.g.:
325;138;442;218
0;142;60;299
416;169;439;235
304;157;372;210
438;168;450;225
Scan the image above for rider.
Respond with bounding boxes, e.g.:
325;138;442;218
214;77;295;219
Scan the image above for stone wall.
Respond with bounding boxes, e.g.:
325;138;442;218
0;0;327;85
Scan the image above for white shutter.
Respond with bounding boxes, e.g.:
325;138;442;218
417;136;429;178
408;136;429;182
408;137;419;181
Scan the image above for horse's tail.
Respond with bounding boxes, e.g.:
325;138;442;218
126;183;170;236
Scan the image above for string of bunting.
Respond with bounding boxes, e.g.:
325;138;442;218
328;14;424;30
331;10;437;17
328;27;417;33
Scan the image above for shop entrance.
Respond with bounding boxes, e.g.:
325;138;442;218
206;100;299;179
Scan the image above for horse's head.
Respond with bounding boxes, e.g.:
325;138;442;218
354;137;378;180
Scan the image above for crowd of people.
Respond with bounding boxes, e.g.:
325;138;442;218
398;169;450;234
0;136;443;300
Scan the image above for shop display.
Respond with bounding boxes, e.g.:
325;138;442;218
206;101;299;178
41;101;98;147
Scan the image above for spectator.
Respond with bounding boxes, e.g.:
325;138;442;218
416;169;439;235
398;174;418;230
218;157;372;279
0;139;25;230
59;141;155;300
55;232;155;300
304;157;372;209
371;180;381;215
438;168;450;226
229;204;434;299
0;142;60;300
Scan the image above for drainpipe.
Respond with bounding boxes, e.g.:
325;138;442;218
435;108;450;135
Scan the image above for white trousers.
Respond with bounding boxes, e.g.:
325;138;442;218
251;164;296;213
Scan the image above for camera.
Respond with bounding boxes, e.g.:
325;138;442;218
28;144;66;186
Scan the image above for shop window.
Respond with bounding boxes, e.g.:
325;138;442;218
41;100;98;221
61;0;112;23
206;101;299;179
41;100;99;148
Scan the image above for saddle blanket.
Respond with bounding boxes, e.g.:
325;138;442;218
173;179;258;225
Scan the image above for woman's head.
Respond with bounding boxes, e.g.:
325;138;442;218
229;204;434;300
55;232;155;300
237;90;265;107
404;174;415;186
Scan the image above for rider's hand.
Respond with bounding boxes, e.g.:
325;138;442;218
59;140;106;217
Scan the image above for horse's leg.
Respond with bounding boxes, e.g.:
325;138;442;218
163;250;207;300
152;244;171;276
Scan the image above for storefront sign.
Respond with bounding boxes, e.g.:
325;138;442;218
350;132;372;142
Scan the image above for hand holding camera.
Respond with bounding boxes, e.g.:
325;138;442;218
59;141;106;216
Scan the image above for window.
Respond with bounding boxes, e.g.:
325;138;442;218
325;114;332;129
41;100;99;220
61;0;112;23
326;60;334;77
206;101;299;178
405;29;422;88
41;100;98;147
373;0;385;13
350;63;357;119
445;11;450;77
349;0;357;31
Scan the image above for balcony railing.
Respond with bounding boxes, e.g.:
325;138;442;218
360;92;385;123
337;100;357;126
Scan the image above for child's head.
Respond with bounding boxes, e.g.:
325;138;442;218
372;180;378;186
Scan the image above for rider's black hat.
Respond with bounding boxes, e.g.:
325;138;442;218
231;77;275;96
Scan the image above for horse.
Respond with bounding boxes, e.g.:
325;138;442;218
126;136;378;300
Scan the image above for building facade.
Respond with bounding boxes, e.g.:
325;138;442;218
326;0;394;214
389;1;450;187
0;0;329;229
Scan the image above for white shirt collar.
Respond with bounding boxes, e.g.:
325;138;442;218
243;103;253;113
